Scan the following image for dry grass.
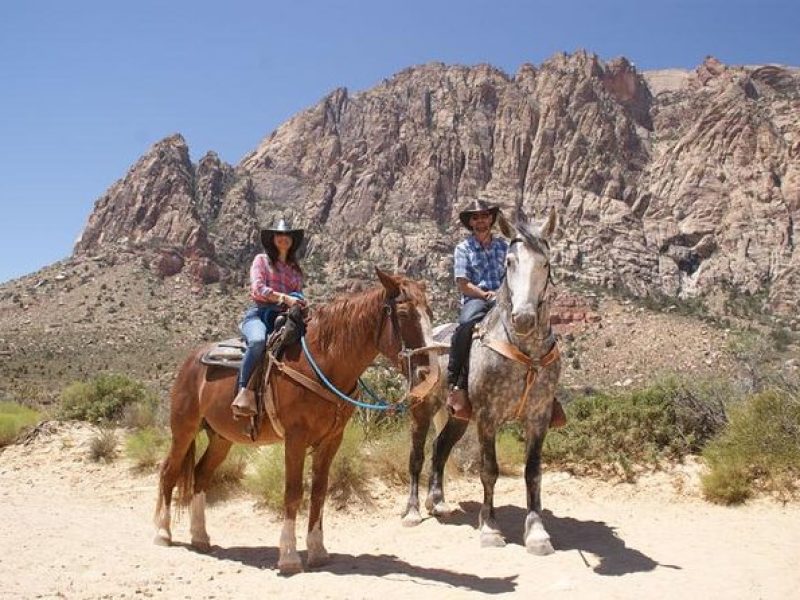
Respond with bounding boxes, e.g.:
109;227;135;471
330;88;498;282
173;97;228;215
0;401;42;446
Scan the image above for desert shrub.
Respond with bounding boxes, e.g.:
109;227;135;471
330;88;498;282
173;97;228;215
246;423;370;512
544;376;734;480
0;401;42;446
496;425;527;476
363;420;411;485
702;390;800;504
121;394;163;430
89;428;118;463
246;445;289;511
59;373;158;424
125;426;170;472
327;424;370;506
355;366;407;437
768;326;794;353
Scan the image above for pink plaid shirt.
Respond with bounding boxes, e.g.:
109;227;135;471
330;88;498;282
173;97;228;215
249;254;303;304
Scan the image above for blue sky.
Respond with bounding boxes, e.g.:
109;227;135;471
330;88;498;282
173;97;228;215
1;0;797;283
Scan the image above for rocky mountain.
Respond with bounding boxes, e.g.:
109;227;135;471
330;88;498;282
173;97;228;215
71;51;800;315
2;50;799;405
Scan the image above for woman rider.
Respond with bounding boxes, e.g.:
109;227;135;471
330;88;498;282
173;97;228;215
231;218;306;418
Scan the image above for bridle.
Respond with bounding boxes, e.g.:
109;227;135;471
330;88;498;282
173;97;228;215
375;293;408;357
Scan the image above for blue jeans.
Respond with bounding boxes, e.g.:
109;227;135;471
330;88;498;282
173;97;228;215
237;292;304;389
447;297;494;388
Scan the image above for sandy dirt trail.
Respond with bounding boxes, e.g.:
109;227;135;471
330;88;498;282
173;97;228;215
1;424;798;599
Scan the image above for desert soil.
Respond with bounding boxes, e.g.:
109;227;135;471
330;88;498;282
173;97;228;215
1;423;798;600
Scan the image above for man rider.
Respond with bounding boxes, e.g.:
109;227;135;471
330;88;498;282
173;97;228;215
445;198;566;427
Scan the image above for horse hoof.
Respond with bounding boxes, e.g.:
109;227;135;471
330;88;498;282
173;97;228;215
153;531;172;547
278;552;304;575
429;501;457;517
480;532;506;548
191;538;211;553
526;539;555;555
278;560;304;575
402;510;423;527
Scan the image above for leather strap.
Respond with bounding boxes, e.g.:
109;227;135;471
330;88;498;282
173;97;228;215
481;337;560;418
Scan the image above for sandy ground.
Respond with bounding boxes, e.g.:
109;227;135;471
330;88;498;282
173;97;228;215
1;423;798;600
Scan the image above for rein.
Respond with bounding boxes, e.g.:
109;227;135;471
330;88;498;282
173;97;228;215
297;294;444;412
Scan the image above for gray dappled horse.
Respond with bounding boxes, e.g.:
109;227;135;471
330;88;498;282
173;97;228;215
402;207;562;554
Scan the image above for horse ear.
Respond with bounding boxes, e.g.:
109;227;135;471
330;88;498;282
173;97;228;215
515;206;530;227
497;211;516;239
539;206;557;240
375;267;401;298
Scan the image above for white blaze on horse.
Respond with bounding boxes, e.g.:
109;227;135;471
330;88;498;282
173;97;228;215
402;208;562;555
154;269;433;574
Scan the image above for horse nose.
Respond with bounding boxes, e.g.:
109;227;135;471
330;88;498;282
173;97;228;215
511;311;535;331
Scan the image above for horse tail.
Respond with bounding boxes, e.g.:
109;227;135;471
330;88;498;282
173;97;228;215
175;437;196;508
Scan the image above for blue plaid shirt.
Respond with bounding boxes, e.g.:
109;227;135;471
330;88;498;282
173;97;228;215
454;235;508;303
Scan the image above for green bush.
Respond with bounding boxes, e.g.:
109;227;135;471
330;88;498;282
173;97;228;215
246;445;289;511
125;426;170;471
60;373;158;424
246;423;370;512
702;391;800;504
0;401;42;446
544;376;733;480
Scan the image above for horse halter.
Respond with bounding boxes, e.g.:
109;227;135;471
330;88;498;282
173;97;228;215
375;293;409;358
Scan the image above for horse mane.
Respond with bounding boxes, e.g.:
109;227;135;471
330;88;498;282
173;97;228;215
308;285;388;356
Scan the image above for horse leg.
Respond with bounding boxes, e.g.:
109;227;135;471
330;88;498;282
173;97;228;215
187;430;233;552
154;416;198;546
306;432;344;568
523;433;554;555
477;421;505;547
402;405;432;526
425;416;469;516
278;433;306;574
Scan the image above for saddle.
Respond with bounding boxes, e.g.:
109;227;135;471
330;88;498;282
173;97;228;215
200;305;307;369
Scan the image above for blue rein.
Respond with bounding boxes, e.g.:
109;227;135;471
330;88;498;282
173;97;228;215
300;336;404;412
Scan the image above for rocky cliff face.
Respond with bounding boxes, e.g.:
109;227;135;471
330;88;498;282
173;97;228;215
73;52;800;314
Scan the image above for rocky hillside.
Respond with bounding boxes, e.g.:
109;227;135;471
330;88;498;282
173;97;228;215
2;50;799;404
72;51;800;315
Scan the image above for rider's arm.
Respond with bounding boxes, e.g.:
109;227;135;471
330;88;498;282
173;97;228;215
249;255;285;304
456;277;493;301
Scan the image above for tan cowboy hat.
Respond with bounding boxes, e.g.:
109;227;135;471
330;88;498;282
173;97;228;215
458;199;500;230
260;218;305;251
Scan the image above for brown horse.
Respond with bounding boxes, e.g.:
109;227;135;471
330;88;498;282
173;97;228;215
154;269;434;573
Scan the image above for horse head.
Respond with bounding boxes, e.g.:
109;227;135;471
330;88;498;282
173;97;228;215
497;207;557;338
375;268;434;370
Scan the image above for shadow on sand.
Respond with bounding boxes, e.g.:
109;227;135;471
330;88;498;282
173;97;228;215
438;502;680;576
179;543;517;594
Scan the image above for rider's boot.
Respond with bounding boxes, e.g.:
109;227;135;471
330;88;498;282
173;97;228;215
446;386;472;421
231;387;257;418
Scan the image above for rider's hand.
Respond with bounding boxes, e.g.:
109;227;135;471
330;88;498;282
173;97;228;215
283;294;306;308
484;290;497;301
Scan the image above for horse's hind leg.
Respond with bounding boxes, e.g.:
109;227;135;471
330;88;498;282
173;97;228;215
523;433;554;555
306;431;344;568
425;416;468;517
402;404;433;526
187;429;233;552
477;421;505;547
154;418;198;546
